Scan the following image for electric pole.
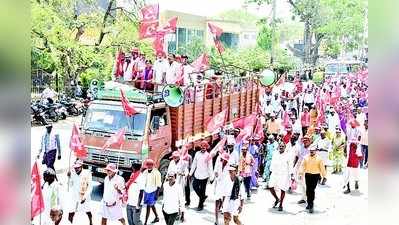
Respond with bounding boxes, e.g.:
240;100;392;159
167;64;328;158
270;0;276;66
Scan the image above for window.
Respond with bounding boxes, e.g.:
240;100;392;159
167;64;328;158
220;32;239;48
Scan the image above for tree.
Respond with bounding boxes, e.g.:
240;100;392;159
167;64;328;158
257;24;273;51
246;0;367;65
177;37;206;62
31;0;150;95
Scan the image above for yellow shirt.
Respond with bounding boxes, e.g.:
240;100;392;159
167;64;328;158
300;154;326;177
267;120;280;134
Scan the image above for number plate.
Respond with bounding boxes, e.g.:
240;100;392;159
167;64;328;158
97;168;106;173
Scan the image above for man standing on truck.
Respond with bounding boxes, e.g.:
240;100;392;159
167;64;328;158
165;54;180;84
189;141;214;211
142;159;161;225
99;163;126;225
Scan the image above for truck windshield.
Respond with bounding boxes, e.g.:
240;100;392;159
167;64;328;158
83;103;146;136
326;63;349;74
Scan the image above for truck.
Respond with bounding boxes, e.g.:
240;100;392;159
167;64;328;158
80;76;261;182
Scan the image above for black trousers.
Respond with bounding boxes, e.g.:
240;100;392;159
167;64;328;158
185;177;191;205
243;176;251;197
162;210;178;225
305;173;320;208
192;178;208;207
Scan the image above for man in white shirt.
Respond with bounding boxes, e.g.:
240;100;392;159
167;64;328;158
67;160;93;225
153;52;168;91
124;48;140;82
42;168;61;225
316;131;332;185
142;159;161;225
189;141;214;211
303;88;315;110
222;164;245;225
162;171;184;225
165;54;180;84
99;163;126;225
38;124;61;172
125;161;144;225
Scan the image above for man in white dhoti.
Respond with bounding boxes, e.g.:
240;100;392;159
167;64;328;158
316;130;332;185
213;152;230;225
67;160;93;225
99;163;126;225
167;151;189;222
268;142;293;211
42;168;61;225
222;164;245;225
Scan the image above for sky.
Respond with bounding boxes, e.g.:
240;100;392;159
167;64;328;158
147;0;293;19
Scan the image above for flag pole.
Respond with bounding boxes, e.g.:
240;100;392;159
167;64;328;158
67;149;72;192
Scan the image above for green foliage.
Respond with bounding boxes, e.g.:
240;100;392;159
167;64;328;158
256;24;273;51
177;37;206;62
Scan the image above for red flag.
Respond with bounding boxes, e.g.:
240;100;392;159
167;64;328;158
69;124;88;158
139;20;159;39
114;51;125;78
214;38;225;53
282;111;290;128
207;109;227;133
31;162;44;220
152;33;165;55
207;137;227;161
140;4;159;21
235;123;254;144
120;89;137;116
208;23;223;37
253;117;264;141
275;74;285;86
233;113;256;129
174;64;185;85
102;128;126;150
160;16;178;33
192;53;209;72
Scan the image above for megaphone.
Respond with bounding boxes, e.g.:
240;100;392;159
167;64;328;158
162;84;185;107
258;69;277;87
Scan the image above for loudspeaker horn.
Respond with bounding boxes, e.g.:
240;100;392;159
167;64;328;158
162;84;185;107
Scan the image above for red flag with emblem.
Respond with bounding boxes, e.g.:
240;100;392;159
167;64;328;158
207;109;227;133
152;33;165;55
120;89;138;116
208;23;223;37
214;38;225;54
139;20;159;39
69;124;88;158
253;117;264;141
235;123;254;144
140;4;159;21
207;137;227;162
31;161;44;220
102;128;126;150
192;53;209;72
160;16;178;33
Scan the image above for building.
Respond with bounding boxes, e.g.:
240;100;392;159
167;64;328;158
159;10;258;54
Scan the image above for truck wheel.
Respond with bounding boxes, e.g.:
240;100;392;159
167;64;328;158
159;159;170;182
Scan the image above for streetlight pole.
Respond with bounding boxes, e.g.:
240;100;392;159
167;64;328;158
270;0;276;66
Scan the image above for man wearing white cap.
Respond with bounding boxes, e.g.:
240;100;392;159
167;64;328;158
142;158;161;225
222;164;245;225
331;126;346;174
268;142;293;211
67;160;93;225
167;151;189;222
213;152;230;225
99;163;126;225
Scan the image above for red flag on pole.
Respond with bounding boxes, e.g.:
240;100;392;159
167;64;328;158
152;33;165;55
138;20;159;39
233;113;256;129
31;162;44;220
191;53;209;72
160;16;178;33
235;123;254;144
214;39;225;54
102;128;126;150
275;74;285;86
70;124;88;158
114;51;125;78
207;137;227;161
207;109;227;133
208;23;223;37
120;89;137;116
253;117;264;141
140;4;159;21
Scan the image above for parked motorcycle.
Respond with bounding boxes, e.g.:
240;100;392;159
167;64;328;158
39;102;59;123
31;102;48;126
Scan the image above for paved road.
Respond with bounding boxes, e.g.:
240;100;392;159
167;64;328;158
31;119;368;225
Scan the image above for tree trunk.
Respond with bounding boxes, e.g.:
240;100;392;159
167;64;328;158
303;20;312;65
